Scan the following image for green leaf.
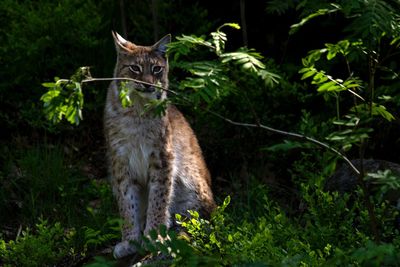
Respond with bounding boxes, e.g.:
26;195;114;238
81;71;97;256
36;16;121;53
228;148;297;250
218;23;240;30
317;81;339;92
373;105;395;121
258;69;280;87
175;35;213;48
326;50;337;60
351;103;395;121
326;128;372;145
312;72;328;84
222;195;231;208
333;115;360;127
42;82;56;88
159;225;167;238
65;105;77;125
366;170;400;190
290;4;341;35
220;50;265;73
149;229;158;241
209;232;218;245
40;89;61;103
118;82;134;108
300;68;317;80
40;75;84;125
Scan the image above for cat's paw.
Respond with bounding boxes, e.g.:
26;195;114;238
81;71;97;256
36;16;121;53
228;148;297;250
113;240;136;259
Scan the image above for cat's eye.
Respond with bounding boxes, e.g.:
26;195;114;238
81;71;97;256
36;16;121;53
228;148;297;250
152;65;163;74
129;64;141;73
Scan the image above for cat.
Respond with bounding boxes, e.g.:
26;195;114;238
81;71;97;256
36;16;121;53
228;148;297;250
104;31;216;259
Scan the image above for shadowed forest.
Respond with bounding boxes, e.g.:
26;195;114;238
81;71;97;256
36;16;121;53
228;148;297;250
1;0;400;266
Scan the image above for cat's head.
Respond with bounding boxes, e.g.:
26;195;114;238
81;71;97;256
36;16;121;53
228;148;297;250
112;31;171;100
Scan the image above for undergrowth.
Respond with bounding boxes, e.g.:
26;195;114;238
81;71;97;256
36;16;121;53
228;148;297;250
0;219;75;267
1;143;399;266
136;178;400;266
0;144;120;266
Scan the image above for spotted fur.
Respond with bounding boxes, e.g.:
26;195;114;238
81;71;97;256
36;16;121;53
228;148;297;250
104;32;216;259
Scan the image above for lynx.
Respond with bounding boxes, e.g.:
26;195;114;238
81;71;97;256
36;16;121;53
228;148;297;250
104;32;216;259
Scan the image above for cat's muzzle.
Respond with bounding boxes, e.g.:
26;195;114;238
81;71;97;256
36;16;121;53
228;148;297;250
120;81;163;99
136;83;163;99
139;85;156;93
132;82;157;94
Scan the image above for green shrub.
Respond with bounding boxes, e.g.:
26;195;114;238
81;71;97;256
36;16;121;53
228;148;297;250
0;219;75;267
136;178;400;266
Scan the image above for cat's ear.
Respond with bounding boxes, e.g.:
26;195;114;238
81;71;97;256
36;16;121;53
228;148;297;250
152;34;171;55
112;31;136;53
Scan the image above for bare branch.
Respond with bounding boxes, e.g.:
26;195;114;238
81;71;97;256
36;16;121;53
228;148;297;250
204;109;360;176
60;76;361;176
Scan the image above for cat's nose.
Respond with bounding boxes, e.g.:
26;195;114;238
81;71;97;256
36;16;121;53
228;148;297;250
143;83;155;93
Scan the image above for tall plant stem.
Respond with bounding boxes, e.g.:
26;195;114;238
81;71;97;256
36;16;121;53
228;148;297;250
240;0;248;46
358;51;380;243
336;92;341;131
368;52;377;116
151;0;159;41
119;0;128;38
358;140;380;243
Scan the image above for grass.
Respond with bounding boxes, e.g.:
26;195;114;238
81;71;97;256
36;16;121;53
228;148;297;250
0;143;119;266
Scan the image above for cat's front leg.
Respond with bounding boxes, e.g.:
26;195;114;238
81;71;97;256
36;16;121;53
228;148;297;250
144;178;173;235
144;150;174;236
112;178;143;258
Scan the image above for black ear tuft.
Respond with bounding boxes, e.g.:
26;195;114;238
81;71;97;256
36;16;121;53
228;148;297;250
153;34;171;55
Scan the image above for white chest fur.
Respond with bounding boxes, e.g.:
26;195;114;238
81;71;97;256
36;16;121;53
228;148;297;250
105;83;165;186
118;138;152;185
109;114;163;186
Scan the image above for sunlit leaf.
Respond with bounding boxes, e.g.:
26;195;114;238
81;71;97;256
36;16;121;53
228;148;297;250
290;4;341;35
317;81;338;92
351;103;395;121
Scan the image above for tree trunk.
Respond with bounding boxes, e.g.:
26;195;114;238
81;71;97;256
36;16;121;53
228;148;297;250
119;0;128;38
151;0;159;41
240;0;248;46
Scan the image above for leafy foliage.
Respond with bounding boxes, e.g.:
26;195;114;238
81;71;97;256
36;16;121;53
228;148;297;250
39;24;280;123
168;23;280;107
83;218;121;249
0;219;75;267
366;170;400;192
41;78;84;125
0;144;120;266
289;4;341;35
137;182;400;266
294;1;400;153
342;0;400;42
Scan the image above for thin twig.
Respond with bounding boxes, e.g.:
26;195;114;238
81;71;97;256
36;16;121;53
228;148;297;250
155;84;360;175
204;109;360;176
61;76;361;176
58;77;163;89
324;73;365;101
